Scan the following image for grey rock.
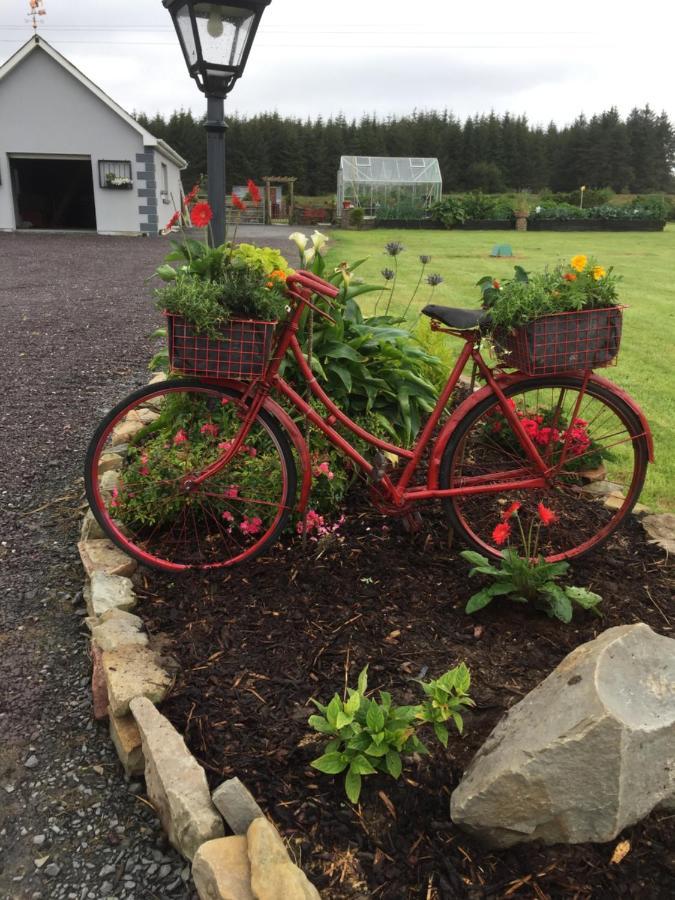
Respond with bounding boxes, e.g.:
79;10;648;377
24;754;39;769
32;835;47;846
130;696;224;860
451;623;675;848
212;777;264;835
44;863;61;877
642;513;675;554
85;571;137;618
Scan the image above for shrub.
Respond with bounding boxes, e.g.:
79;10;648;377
349;207;365;229
430;197;467;228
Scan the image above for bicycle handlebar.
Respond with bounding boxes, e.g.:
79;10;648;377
286;270;340;299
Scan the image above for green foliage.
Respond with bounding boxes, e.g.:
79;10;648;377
541;187;615;207
430;197;467;228
461;548;603;623
309;664;473;803
530;200;667;222
153;238;289;335
375;202;430;222
479;257;621;330
349;207;365;229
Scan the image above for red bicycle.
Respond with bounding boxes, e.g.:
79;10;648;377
85;270;653;572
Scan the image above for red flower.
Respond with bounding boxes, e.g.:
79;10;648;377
501;501;521;521
183;184;200;207
165;210;181;230
173;428;188;445
232;193;247;211
492;279;501;290
537;502;557;526
200;422;219;438
190;201;213;228
563;272;577;282
247;179;261;205
535;426;560;446
492;522;511;545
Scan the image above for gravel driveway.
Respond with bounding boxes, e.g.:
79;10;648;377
0;229;295;899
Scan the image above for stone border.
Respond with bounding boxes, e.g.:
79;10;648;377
78;375;322;899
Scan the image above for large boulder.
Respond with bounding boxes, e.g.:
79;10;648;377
451;623;675;848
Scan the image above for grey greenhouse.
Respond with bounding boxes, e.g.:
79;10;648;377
337;156;442;217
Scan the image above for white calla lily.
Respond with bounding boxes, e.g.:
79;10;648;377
289;232;309;254
310;230;329;252
303;247;316;266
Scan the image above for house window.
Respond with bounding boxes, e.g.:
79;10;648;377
160;162;169;202
98;159;133;189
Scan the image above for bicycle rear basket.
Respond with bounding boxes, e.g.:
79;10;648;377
166;314;276;380
495;306;623;375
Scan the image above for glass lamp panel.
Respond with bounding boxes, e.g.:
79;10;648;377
175;3;199;65
193;3;255;69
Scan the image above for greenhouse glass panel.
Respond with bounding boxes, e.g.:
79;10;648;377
337;156;442;218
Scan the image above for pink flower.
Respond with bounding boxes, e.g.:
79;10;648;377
222;511;234;522
200;422;219;438
520;418;539;439
218;440;234;452
173;428;188;445
220;397;230;405
314;461;335;480
110;487;119;508
240;515;263;536
248;447;257;458
224;485;239;499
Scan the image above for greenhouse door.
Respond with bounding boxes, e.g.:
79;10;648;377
10;155;96;230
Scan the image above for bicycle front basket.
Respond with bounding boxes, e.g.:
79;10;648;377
166;314;276;380
496;306;623;375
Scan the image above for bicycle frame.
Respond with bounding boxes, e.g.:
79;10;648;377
189;271;556;510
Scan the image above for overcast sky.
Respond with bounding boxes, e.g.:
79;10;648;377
0;1;670;128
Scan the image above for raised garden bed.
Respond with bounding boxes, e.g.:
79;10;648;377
456;219;515;230
528;218;665;232
138;496;673;899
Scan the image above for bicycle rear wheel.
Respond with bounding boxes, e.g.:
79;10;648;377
85;379;297;572
439;376;649;561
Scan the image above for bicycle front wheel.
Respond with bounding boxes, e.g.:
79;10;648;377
439;376;649;561
85;379;297;572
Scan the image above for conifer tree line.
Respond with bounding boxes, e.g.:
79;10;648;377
136;106;675;197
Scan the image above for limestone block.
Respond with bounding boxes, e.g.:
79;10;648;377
103;646;172;716
98;452;124;474
642;513;675;554
112;419;144;446
92;617;148;652
91;642;109;721
78;540;137;579
450;623;675;848
80;509;106;542
247;818;320;899
85;571;136;617
212;777;264;835
130;697;224;860
110;713;145;777
192;836;254;900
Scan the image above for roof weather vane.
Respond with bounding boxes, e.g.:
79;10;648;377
29;0;46;31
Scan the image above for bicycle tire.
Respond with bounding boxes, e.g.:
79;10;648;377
84;378;297;572
438;376;649;561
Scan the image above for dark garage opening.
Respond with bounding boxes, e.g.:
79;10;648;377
10;157;96;230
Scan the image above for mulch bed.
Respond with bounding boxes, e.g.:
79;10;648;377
139;499;674;899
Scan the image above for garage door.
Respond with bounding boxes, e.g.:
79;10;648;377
9;154;96;230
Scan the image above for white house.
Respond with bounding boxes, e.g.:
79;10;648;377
0;35;186;235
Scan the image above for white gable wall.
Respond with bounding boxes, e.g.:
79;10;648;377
0;46;145;233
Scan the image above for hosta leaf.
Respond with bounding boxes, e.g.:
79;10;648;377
350;754;377;776
366;701;385;733
385;751;402;779
344;769;362;804
434;722;449;747
311;752;348;775
308;715;334;735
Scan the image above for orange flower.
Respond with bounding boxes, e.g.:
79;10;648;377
501;501;521;521
563;272;577;282
570;254;587;272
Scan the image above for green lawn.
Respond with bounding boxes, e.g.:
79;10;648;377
324;226;675;510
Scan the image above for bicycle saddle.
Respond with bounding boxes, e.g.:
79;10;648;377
422;305;490;330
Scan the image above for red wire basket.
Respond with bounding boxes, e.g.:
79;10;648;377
166;313;276;380
495;306;623;375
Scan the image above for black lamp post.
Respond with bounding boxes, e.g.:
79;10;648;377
163;0;271;245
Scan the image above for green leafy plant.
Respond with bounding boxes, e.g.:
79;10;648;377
430;197;467;228
349;207;365;229
309;664;473;803
460;501;602;623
